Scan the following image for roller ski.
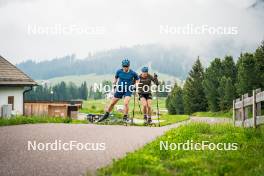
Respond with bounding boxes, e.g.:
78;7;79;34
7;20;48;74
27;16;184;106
90;112;109;123
143;115;156;127
123;115;134;126
87;113;106;123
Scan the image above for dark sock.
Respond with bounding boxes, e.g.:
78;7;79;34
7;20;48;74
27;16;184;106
148;116;152;122
123;115;128;120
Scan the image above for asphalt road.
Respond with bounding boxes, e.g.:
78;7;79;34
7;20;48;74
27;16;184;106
0;123;172;176
0;117;230;176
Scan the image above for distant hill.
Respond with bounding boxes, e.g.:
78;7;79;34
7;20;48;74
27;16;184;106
17;44;194;80
37;72;182;87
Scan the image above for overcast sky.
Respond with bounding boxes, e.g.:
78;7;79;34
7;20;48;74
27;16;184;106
0;0;263;63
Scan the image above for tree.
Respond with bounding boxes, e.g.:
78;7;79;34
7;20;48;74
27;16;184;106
166;95;176;114
218;77;235;111
203;58;222;112
183;58;207;114
236;53;257;95
254;41;264;89
68;82;79;100
166;83;184;114
79;82;88;100
222;56;236;83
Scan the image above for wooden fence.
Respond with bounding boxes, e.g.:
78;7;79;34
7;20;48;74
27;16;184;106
233;88;264;128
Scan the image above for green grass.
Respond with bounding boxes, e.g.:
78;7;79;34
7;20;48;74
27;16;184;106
97;123;264;176
160;114;189;126
0;116;88;126
80;99;188;126
80;98;167;117
192;110;232;118
80;99;107;114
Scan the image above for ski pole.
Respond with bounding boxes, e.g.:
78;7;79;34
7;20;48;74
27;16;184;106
156;86;160;127
132;91;136;124
137;95;143;114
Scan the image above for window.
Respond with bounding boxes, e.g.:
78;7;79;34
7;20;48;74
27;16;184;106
8;96;14;110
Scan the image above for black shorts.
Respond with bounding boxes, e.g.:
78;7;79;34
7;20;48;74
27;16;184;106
139;93;152;100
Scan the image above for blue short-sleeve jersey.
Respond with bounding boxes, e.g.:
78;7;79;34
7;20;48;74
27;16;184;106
115;69;139;87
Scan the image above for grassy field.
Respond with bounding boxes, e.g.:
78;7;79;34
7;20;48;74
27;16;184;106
192;111;233;118
159;114;189;126
0;98;187;127
80;98;167;118
192;109;264;119
80;98;190;126
97;123;264;176
0;116;88;126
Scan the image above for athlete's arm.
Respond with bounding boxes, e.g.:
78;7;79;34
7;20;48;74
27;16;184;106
153;73;159;85
113;77;118;85
113;70;120;88
135;79;140;87
134;72;140;90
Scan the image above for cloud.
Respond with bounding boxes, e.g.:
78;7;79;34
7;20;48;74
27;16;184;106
0;0;38;7
0;0;263;63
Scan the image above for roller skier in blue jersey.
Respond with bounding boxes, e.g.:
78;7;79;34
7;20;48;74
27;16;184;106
97;59;139;122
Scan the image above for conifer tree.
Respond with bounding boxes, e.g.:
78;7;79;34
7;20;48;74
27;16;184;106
236;53;257;95
254;41;264;89
183;58;207;114
203;58;222;112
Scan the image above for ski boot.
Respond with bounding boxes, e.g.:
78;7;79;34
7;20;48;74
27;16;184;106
97;112;109;122
123;115;130;126
143;115;148;125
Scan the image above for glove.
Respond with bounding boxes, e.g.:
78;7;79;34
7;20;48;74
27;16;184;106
154;73;158;78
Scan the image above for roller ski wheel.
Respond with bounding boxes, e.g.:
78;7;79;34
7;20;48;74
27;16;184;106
144;118;156;127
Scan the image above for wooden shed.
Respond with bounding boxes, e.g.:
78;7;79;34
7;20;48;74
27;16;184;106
24;101;82;118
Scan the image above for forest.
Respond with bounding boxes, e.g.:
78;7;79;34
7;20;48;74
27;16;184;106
166;41;264;114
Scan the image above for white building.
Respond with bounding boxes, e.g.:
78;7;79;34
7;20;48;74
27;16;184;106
0;56;37;117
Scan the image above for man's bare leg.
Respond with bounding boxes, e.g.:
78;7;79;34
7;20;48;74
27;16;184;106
141;97;148;121
147;99;152;123
98;97;119;122
123;96;131;117
147;99;152;117
106;97;120;112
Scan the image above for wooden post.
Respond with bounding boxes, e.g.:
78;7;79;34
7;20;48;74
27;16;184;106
241;95;245;127
253;90;256;128
256;88;262;116
233;100;236;126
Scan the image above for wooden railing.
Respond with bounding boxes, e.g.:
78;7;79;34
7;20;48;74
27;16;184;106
233;88;264;128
